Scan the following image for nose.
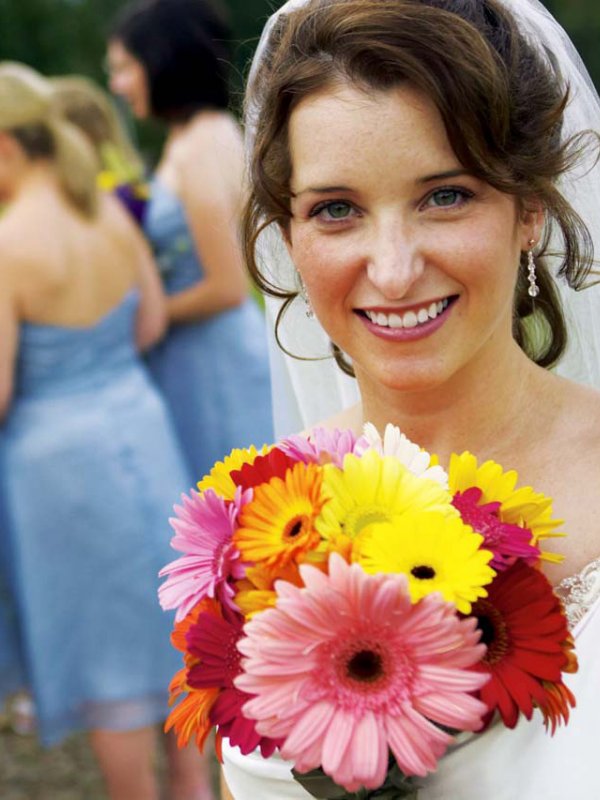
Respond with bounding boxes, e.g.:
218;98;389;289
366;215;425;299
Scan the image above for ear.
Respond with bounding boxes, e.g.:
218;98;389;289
519;198;545;250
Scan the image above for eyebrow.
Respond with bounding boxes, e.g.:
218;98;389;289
293;169;472;198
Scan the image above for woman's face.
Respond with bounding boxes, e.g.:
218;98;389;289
107;40;150;119
286;81;538;394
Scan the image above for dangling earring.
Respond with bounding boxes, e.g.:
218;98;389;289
527;239;540;298
298;277;314;319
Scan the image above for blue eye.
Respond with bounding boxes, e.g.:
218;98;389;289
311;201;354;220
426;187;472;209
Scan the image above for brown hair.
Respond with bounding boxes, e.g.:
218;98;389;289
244;0;597;373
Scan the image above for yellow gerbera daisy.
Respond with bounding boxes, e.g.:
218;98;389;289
448;451;564;564
356;512;495;613
233;562;304;618
234;462;326;567
197;444;271;500
316;450;457;559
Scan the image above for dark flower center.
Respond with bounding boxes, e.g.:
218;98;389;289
284;516;305;540
347;649;383;683
411;565;436;580
473;600;509;664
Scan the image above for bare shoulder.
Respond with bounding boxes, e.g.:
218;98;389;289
0;205;41;290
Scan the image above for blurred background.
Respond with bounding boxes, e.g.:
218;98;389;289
0;0;598;797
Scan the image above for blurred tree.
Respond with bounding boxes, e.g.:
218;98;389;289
0;0;598;162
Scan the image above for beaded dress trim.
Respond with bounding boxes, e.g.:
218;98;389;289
555;557;600;630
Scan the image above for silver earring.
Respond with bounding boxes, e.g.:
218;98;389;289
298;278;314;319
527;239;540;298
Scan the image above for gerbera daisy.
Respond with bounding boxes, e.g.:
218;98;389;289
356;512;495;613
186;610;280;757
237;555;488;791
356;423;448;487
233;561;304;619
165;600;223;750
197;444;270;500
280;427;361;468
234;462;326;568
230;448;297;492
452;486;541;570
316;450;456;560
469;561;573;728
159;488;246;621
448;452;564;565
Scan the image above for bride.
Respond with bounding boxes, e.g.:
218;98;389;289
222;0;600;797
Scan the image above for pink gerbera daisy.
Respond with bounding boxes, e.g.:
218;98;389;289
236;554;488;792
452;487;540;570
280;427;363;468
186;611;280;758
159;488;247;621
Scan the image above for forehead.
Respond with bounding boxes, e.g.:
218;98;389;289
288;81;460;189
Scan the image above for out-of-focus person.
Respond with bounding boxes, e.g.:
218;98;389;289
107;0;274;483
0;62;211;800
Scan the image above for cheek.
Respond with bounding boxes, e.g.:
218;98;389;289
290;227;359;295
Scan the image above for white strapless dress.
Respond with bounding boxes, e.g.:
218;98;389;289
222;559;600;800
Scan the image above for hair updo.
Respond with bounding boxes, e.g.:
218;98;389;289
0;62;99;217
244;0;597;373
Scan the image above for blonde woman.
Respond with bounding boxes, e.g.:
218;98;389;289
0;63;210;800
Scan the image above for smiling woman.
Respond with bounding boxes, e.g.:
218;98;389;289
219;0;600;798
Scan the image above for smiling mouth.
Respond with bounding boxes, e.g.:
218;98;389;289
358;296;458;330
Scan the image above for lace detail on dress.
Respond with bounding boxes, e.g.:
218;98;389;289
555;557;600;629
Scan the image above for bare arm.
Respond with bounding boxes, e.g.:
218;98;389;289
105;195;167;351
0;259;20;422
165;121;249;324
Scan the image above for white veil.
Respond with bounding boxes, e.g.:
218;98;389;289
245;0;600;437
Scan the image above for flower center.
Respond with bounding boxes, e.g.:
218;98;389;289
473;600;509;665
411;565;436;580
346;649;384;683
344;506;391;539
283;515;308;541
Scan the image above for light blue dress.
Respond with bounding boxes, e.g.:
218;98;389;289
144;179;273;481
0;291;190;745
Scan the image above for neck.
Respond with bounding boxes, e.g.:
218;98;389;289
7;160;62;204
356;339;544;466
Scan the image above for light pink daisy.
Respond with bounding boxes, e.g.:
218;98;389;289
280;427;364;468
236;554;489;792
159;488;247;621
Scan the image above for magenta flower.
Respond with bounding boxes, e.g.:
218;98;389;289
280;427;364;468
186;611;281;757
159;489;246;621
236;554;488;792
452;487;541;570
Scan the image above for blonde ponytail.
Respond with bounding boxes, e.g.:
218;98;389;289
0;62;99;217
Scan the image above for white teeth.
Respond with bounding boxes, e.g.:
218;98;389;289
365;299;451;330
402;311;418;328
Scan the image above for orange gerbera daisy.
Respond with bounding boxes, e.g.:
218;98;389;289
233;561;304;618
234;462;326;568
165;598;222;749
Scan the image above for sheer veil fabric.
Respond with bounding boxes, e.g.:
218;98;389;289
244;0;600;436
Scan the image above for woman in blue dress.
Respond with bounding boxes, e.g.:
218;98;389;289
0;63;213;800
107;0;274;482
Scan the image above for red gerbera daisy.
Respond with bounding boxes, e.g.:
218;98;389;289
469;561;574;728
231;448;297;491
452;487;540;570
186;611;281;757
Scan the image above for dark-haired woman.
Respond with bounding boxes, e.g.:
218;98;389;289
220;0;600;798
107;0;273;483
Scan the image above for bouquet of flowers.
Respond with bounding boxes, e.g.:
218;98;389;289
159;424;577;799
97;142;149;226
